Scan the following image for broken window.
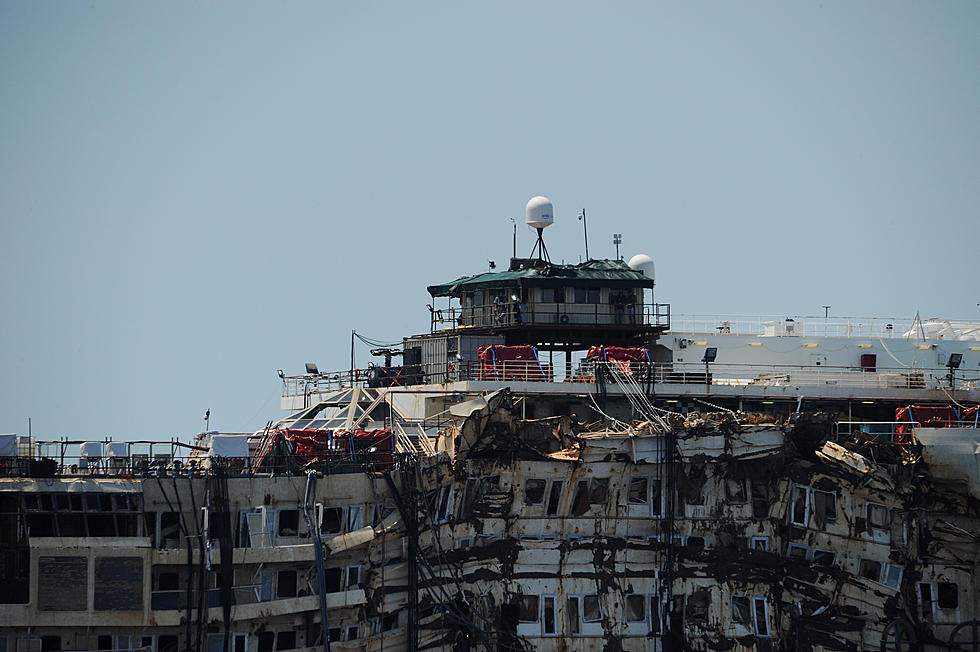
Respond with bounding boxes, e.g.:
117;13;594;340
732;596;750;624
545;480;563;516
346;565;360;589
518;594;539;622
159;636;178;652
345;625;359;641
347;505;363;531
276;570;297;598
858;559;882;582
233;635;246;652
319;507;342;535
753;597;769;637
567;596;580;633
883;564;903;589
812;490;836;528
629;477;648;504
650;595;662;633
650;479;663;517
867;503;888;529
626;594;645;622
790;485;809;527
524;479;546;505
327;629;341;643
571;481;591;516
257;633;274;652
686;590;709;623
687;536;705;548
275;632;295;651
324;568;342;593
751;480;770;518
589;478;609;504
889;511;907;545
938;582;958;609
542;595;557;635
277;510;299;537
582;595;601;622
725;478;748;504
787;543;809;559
751;537;769;552
157;572;179;591
919;583;933;619
812;549;835;566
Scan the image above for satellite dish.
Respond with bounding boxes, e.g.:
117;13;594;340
525;196;554;229
628;254;655;285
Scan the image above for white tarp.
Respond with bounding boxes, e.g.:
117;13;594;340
105;442;129;457
80;442;104;458
209;434;249;458
915;427;980;500
0;434;17;457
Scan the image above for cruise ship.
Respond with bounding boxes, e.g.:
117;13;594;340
2;197;978;652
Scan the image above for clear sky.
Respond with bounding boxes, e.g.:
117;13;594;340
1;2;978;441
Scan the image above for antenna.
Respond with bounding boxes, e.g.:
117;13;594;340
578;209;589;260
613;233;622;260
525;196;554;263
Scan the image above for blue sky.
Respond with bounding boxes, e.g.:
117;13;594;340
1;2;978;441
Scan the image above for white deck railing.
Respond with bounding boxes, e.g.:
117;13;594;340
667;314;978;339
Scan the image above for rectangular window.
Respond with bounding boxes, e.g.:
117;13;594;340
687;536;705;548
321;508;342;535
629;477;648;505
812;549;835;566
787;543;809;559
867;503;888;529
732;596;750;624
542;595;557;635
345;625;359;641
589;478;610;504
751;537;769;552
725;479;748;503
519;594;539;623
574;288;587;304
275;632;295;651
650;479;663;517
812;490;837;527
751;480;769;518
567;596;580;634
753;597;770;637
277;510;299;537
883;564;903;589
435;487;452;523
545;481;563;516
649;595;662;634
919;583;933;619
938;582;958;609
582;595;601;622
790;485;809;526
858;559;882;582
346;565;360;589
524;479;546;505
277;570;297;598
347;505;362;531
233;634;246;652
540;288;555;303
626;594;645;622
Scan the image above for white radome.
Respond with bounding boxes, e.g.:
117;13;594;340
628;254;655;284
525;196;554;229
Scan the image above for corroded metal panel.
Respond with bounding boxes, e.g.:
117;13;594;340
93;556;143;611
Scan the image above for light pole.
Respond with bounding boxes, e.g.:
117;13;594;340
577;209;589;260
822;305;831;336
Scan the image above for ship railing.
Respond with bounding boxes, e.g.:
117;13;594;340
429;301;671;332
836;419;978;444
668;314;941;339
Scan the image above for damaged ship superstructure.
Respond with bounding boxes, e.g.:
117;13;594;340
4;196;980;651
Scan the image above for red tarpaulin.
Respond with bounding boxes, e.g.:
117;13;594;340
478;345;545;381
586;346;651;375
272;428;394;469
894;405;979;443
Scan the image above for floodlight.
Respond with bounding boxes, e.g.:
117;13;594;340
305;363;319;375
947;353;963;369
277;369;285;379
702;347;718;363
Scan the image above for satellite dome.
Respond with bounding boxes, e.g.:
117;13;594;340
525;196;554;229
628;254;655;283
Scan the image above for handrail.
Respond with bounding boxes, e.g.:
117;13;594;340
668;313;980;339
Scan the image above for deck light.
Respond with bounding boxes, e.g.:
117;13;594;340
702;348;717;363
305;363;319;375
277;369;285;379
947;353;963;369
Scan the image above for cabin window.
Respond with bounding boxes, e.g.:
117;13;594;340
542;595;557;635
327;629;341;643
812;490;837;528
868;503;888;530
275;632;295;651
859;559;882;582
938;582;958;609
277;570;297;598
753;598;770;637
324;568;342;593
883;564;903;589
321;508;342;535
790;485;809;526
589;478;609;504
345;625;359;641
347;505;363;531
812;549;835;566
278;510;299;537
257;633;274;652
732;596;750;624
159;636;178;652
524;479;546;505
626;594;645;622
687;536;705;548
751;537;769;552
346;565;361;589
650;595;662;633
519;595;539;622
233;635;246;652
546;480;563;515
919;583;933;619
685;590;709;623
725;479;748;503
787;543;809;559
751;480;770;518
628;477;648;504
